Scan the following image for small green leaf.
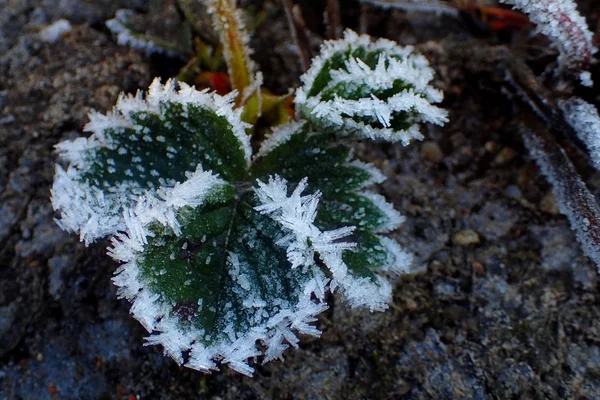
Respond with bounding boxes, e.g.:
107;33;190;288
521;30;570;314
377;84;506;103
52;78;250;244
295;29;448;144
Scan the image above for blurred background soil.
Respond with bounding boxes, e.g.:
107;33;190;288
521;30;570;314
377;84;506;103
1;0;600;398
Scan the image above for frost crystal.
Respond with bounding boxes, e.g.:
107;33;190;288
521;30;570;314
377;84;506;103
295;29;448;145
253;124;413;311
500;0;597;85
254;176;356;272
522;128;600;271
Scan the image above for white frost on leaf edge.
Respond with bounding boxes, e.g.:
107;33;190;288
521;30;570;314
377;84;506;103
360;191;405;233
106;9;180;57
254;175;411;312
51;165;135;245
256;122;387;189
500;0;597;86
87;77;251;164
52;77;251;244
559;97;600;172
109;170;333;376
256;120;307;159
295;29;448;145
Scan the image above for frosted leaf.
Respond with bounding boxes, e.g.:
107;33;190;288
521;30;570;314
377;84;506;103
51;78;250;244
109;170;335;375
106;9;181;57
521;126;600;271
559;97;600;171
295;29;448;145
360;0;459;16
252;123;412;306
253;175;411;311
500;0;597;85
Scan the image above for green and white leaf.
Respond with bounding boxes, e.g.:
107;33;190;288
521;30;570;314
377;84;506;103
110;170;336;376
51;78;250;244
295;29;448;145
253;122;412;311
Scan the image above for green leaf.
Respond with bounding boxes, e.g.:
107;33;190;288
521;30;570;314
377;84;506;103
252;124;379;197
51;78;250;244
110;172;331;376
295;29;448;144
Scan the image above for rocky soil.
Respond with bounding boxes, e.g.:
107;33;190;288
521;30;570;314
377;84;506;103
1;0;600;399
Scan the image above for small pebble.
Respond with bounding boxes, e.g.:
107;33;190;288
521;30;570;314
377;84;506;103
504;184;522;200
453;230;480;246
484;141;498;153
494;147;517;165
421;141;444;163
39;19;72;43
540;191;559;215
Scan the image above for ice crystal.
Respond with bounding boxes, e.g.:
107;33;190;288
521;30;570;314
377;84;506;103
522;127;600;271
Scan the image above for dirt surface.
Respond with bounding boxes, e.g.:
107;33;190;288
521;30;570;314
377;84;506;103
1;0;600;399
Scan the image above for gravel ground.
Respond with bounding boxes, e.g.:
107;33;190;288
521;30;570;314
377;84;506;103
1;0;600;399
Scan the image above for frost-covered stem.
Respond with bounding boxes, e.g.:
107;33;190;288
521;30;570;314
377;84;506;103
281;0;311;71
500;0;597;85
326;0;342;39
178;0;208;36
360;0;459;16
520;111;600;271
206;0;261;123
559;98;600;172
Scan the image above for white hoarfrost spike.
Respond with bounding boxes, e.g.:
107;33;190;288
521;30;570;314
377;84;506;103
500;0;597;86
254;176;356;271
379;236;413;274
51;165;136;245
347;160;387;187
295;29;448;145
256;121;307;159
559;97;600;171
340;275;393;312
52;78;251;244
361;191;405;232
